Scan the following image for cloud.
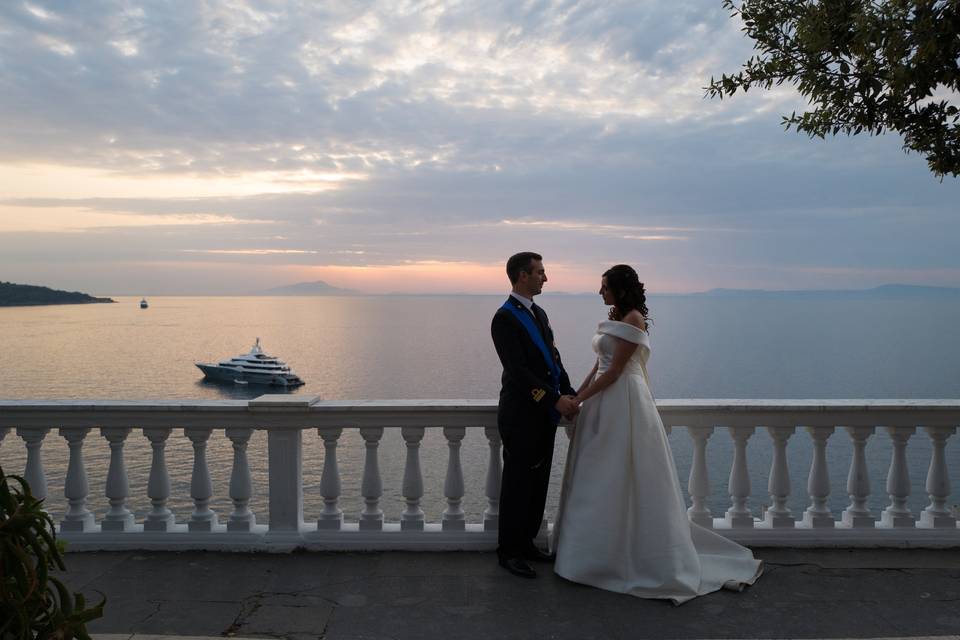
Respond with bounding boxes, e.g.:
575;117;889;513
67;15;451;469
0;1;957;294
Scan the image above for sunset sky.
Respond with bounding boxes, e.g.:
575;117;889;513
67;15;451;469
1;1;958;295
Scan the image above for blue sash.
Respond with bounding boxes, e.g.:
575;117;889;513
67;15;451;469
501;300;561;417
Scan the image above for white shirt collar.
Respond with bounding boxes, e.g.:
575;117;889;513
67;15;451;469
510;292;535;312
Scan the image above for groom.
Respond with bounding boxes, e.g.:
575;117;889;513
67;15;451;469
491;252;578;579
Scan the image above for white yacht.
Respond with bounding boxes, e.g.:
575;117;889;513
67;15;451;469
140;298;149;309
195;338;304;387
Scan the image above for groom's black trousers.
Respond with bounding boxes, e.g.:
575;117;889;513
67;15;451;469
497;418;558;557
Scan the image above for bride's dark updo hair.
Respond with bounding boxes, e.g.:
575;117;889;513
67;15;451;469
603;264;649;325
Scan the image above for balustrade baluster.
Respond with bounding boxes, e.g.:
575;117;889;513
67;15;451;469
144;428;175;531
919;426;957;528
100;427;134;531
725;426;755;528
687;427;713;528
101;428;135;531
401;427;425;531
0;428;9;447
17;428;49;502
764;426;795;528
841;426;875;527
803;426;835;528
359;428;384;530
484;427;502;531
443;427;466;531
317;428;343;530
880;426;916;528
60;428;94;532
186;427;218;531
226;428;255;531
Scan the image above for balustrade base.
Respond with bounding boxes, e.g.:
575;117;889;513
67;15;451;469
919;512;957;529
359;518;384;531
764;512;795;528
61;515;95;532
841;512;875;528
227;518;256;532
316;518;342;530
880;511;917;528
442;519;465;531
401;519;425;531
802;512;836;529
55;519;960;552
144;517;176;532
188;517;220;532
102;515;135;532
725;513;755;529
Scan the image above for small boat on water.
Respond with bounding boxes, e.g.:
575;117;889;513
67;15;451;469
195;338;304;387
140;298;149;309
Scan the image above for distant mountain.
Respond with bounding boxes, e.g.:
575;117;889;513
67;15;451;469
694;284;960;298
0;281;115;307
256;280;360;296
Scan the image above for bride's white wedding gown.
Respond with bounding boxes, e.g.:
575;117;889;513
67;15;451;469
552;320;762;605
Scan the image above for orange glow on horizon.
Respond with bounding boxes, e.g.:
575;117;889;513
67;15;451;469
291;261;702;294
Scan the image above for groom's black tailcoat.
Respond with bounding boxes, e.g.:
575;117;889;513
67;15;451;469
491;296;575;557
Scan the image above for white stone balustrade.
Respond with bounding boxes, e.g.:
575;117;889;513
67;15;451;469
401;427;425;531
186;427;218;532
359;427;384;531
920;426;957;528
101;427;135;532
764;426;795;528
144;428;175;532
317;427;343;530
726;426;755;528
60;427;94;532
18;427;49;502
686;426;713;528
483;427;501;531
0;398;959;551
881;426;917;528
226;428;256;532
442;427;466;531
803;426;835;528
842;426;875;528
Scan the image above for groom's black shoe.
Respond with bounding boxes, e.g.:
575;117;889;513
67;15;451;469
498;555;537;579
522;545;556;563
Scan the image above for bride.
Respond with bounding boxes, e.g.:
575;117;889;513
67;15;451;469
552;264;762;605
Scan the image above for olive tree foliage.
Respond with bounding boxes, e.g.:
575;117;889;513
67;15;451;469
706;0;960;178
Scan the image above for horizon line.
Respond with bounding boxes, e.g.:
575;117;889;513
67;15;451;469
100;283;960;298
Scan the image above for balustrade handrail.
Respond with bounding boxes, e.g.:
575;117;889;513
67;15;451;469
1;397;959;551
3;397;959;429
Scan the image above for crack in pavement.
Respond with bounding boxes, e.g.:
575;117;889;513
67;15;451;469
224;589;340;640
136;600;163;627
222;593;264;637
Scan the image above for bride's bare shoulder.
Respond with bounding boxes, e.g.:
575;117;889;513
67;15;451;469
622;310;648;332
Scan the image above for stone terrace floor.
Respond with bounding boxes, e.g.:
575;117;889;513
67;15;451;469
61;548;960;640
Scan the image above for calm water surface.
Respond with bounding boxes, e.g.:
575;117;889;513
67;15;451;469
2;295;959;524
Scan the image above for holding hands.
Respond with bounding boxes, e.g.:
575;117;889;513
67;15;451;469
555;394;581;420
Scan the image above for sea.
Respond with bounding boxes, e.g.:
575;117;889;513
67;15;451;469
2;294;959;525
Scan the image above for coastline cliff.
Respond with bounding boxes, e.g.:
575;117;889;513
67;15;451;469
0;281;115;307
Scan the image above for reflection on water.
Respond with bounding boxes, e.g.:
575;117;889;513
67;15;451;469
193;379;301;401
